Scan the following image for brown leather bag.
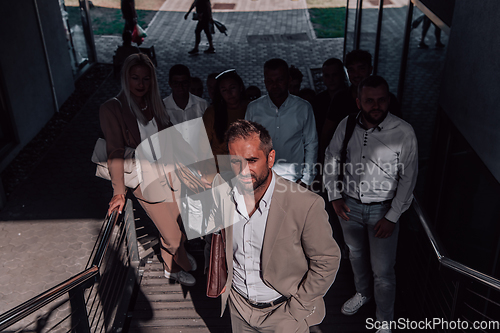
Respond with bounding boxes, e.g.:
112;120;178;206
206;229;227;298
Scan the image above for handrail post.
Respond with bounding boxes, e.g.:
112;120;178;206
450;277;463;321
450;273;470;322
69;285;91;333
124;199;139;263
112;199;140;331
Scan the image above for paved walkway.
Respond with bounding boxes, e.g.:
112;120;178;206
0;72;120;314
95;1;343;95
159;0;308;12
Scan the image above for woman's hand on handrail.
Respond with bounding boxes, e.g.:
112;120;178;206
108;194;126;216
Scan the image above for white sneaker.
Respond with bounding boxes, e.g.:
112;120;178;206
376;329;392;333
341;292;371;315
164;270;196;286
186;252;197;271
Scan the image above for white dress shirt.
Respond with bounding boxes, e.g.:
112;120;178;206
163;93;209;237
163;92;208;142
137;117;158;142
245;94;318;185
231;172;282;302
324;112;418;222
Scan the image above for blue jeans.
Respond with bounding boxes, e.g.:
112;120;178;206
340;195;399;322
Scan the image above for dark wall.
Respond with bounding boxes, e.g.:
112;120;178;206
440;0;500;182
38;0;75;107
419;0;455;27
0;0;74;170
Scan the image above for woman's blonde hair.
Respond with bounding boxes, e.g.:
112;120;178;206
120;53;170;126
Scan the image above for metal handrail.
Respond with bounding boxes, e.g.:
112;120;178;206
412;196;500;291
0;209;123;332
91;210;120;268
0;266;98;331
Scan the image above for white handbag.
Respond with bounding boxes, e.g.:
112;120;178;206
91;138;139;188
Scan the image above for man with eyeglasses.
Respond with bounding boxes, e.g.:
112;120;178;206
245;58;318;189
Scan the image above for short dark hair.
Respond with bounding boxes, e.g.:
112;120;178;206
298;88;316;103
357;75;389;98
225;120;273;156
264;58;289;76
191;76;203;86
289;65;303;82
245;85;262;100
323;57;343;69
207;72;218;81
345;50;372;67
169;64;190;81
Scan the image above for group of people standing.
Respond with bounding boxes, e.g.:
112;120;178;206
99;48;418;333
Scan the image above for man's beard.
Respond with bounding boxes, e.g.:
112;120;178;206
252;168;270;191
237;166;270;193
269;89;287;101
361;107;388;126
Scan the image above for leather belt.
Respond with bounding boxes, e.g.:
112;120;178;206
234;288;288;309
347;195;392;206
245;295;289;309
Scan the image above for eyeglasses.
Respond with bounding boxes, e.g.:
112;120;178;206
215;69;236;80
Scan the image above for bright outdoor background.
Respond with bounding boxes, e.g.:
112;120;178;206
64;0;346;38
307;0;346;38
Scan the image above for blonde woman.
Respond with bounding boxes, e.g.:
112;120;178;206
99;53;197;286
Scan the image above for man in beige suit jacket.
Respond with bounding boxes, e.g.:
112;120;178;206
207;120;340;332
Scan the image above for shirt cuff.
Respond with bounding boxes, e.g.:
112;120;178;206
384;208;400;223
300;169;316;185
327;188;342;202
300;176;314;186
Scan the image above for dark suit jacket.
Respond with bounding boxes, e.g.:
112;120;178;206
207;172;341;326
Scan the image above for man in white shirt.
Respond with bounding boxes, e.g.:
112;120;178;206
208;120;339;333
323;75;418;333
163;64;208;138
163;64;209;238
245;58;318;187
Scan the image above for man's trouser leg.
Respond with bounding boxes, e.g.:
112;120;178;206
339;196;373;298
340;196;397;321
367;211;399;322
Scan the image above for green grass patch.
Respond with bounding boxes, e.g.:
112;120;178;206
66;6;155;36
308;7;346;38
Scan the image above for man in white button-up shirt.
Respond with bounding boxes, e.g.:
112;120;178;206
245;58;318;187
324;75;417;332
207;120;339;333
163;64;208;139
163;64;209;237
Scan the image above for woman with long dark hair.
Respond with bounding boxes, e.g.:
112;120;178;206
203;70;248;169
99;53;197;286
